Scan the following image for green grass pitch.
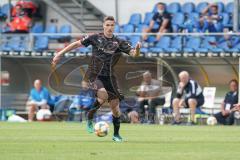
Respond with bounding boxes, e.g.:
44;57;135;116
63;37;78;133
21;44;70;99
0;122;239;160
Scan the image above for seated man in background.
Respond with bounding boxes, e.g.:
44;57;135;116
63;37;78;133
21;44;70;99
136;71;165;123
197;3;222;32
142;2;172;41
172;71;204;125
26;79;54;121
214;79;238;125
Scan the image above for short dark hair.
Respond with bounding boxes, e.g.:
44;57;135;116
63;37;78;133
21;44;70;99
103;16;115;22
229;79;238;85
157;2;166;7
211;4;218;9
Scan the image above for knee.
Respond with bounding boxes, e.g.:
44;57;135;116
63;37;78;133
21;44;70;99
29;105;36;112
188;99;197;107
112;105;121;117
172;98;180;107
97;88;108;103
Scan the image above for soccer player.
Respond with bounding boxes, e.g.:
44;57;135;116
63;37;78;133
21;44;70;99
52;16;141;142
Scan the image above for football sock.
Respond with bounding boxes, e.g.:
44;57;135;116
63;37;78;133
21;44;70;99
112;115;120;136
87;100;101;120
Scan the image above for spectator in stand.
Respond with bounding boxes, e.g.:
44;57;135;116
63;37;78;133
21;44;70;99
26;79;54;121
12;4;25;17
7;15;32;33
214;79;239;125
142;2;172;41
15;0;37;17
197;3;223;32
136;71;165;123
172;71;204;125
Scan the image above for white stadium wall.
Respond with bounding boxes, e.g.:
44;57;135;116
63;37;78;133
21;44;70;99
88;0;233;24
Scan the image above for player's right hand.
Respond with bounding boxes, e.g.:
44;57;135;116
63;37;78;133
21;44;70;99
52;54;61;66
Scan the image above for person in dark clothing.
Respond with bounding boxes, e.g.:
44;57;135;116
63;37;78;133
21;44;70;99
52;16;141;142
214;79;239;125
142;2;172;41
172;71;204;125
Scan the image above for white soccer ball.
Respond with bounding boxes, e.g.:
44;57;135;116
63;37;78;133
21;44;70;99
207;116;217;125
36;109;52;121
94;121;109;137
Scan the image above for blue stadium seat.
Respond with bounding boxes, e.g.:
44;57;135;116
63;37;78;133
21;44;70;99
182;2;195;14
150;36;171;52
201;36;223;53
8;37;22;51
45;25;57;39
221;13;231;28
146;36;156;43
171;36;182;52
184;12;199;32
31;23;44;33
171;13;185;32
143;12;154;25
136;24;148;33
59;25;71;34
57;25;71;39
129;13;142;26
78;47;91;53
34;36;49;51
152;4;158;13
217;37;239;52
122;24;134;33
184;36;201;52
0;42;12;51
0;6;3;17
217;2;225;13
114;24;120;33
129;36;141;46
196;2;208;14
225;2;233;15
167;2;181;14
1;3;12;17
122;24;134;39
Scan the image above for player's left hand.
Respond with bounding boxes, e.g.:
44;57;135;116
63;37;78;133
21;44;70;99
134;42;141;57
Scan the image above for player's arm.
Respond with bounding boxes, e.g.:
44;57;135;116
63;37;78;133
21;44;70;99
52;40;82;66
129;42;141;57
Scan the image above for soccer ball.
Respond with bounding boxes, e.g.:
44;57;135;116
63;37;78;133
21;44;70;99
36;109;52;121
94;121;109;137
206;116;217;125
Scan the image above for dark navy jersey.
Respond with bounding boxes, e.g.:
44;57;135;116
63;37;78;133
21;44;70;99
152;12;171;29
81;33;132;76
176;79;203;99
224;91;238;109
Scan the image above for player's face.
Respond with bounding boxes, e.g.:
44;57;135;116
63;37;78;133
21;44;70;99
229;81;238;92
103;20;115;36
157;4;165;12
143;75;152;84
34;80;42;91
179;76;189;85
211;6;218;14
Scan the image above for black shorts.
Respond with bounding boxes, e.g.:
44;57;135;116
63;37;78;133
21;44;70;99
84;73;124;101
184;96;204;108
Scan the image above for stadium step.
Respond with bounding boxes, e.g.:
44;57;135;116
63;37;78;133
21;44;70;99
52;0;105;32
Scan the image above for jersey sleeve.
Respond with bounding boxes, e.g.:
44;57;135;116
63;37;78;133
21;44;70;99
163;13;171;20
152;13;158;21
81;34;96;47
118;39;132;54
